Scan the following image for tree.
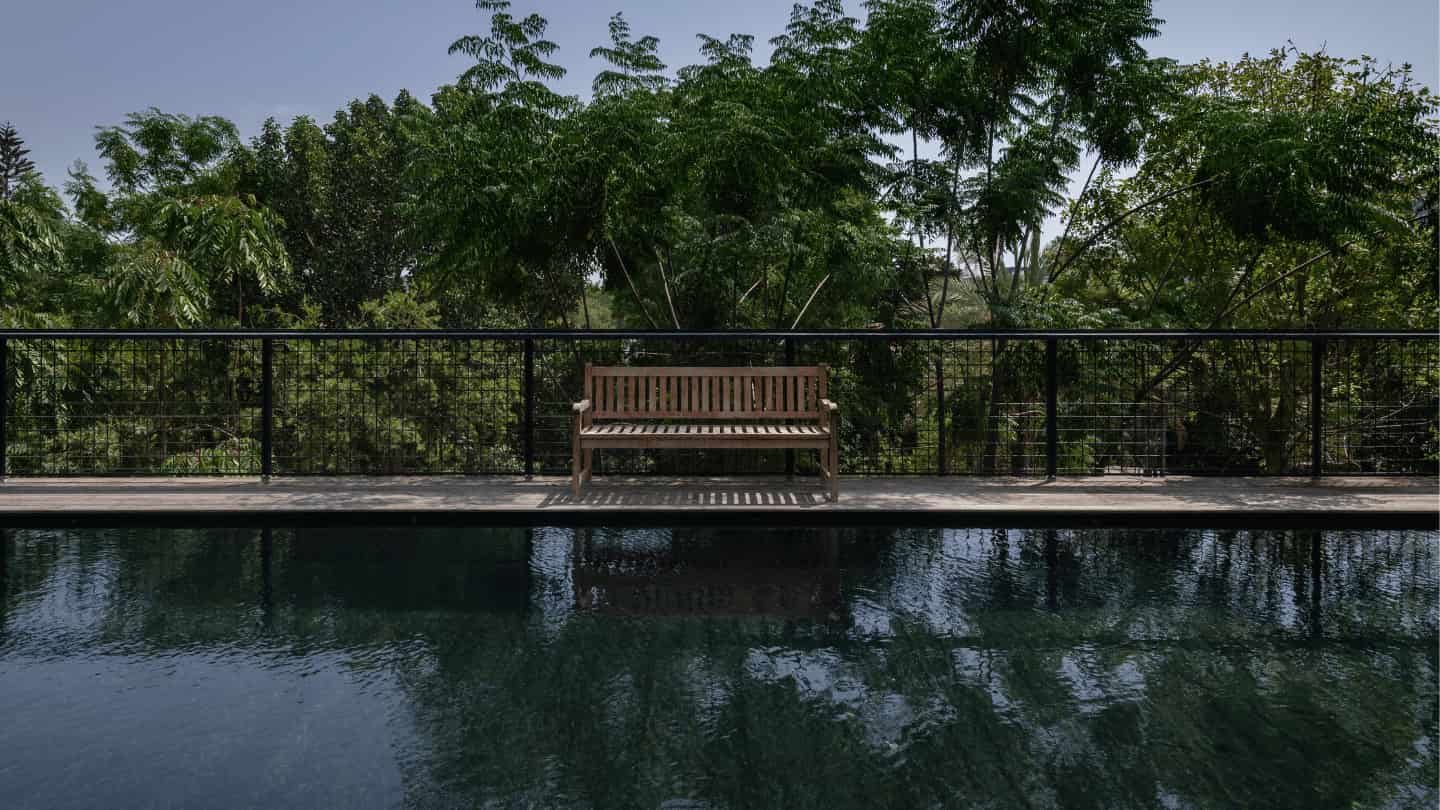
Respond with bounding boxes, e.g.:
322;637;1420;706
0;174;65;307
67;109;291;326
858;0;1171;327
591;2;903;331
406;0;582;327
851;0;1172;472
0;121;38;201
238;93;427;324
0;124;71;317
1048;49;1438;471
590;13;667;97
1052;48;1439;332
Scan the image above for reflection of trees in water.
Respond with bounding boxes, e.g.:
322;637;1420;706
0;525;1434;808
399;526;1437;808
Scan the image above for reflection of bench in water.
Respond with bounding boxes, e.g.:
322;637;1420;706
571;527;841;618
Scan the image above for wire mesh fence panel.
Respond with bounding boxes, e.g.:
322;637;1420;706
1056;339;1314;475
795;339;939;475
935;338;1048;475
1;332;1434;478
271;338;525;474
1180;339;1313;475
1058;339;1173;475
5;338;262;475
1324;338;1439;474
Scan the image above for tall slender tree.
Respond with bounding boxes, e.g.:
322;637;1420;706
0;122;38;201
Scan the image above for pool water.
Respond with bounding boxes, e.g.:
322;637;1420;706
0;526;1435;809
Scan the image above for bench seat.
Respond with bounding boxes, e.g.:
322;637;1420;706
579;423;830;444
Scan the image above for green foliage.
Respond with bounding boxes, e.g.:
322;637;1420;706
406;0;581;326
0;121;38;201
6;4;1429;337
0;124;75;314
93;109;240;195
1056;48;1439;330
0;175;65;300
590;2;904;329
860;0;1170;324
590;13;668;96
237;93;425;324
65;110;292;327
1186;51;1435;245
103;241;211;327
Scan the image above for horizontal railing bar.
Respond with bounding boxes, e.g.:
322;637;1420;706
0;328;1432;341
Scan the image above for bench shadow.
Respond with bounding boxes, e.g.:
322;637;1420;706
540;484;825;508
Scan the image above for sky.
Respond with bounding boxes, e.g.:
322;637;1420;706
5;0;1437;239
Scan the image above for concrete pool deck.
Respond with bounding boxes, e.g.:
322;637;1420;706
0;475;1433;527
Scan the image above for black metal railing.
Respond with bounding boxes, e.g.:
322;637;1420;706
1;329;1434;478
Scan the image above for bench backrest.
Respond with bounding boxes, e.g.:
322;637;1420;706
584;365;828;421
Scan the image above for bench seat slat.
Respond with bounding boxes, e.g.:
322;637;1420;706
579;422;830;449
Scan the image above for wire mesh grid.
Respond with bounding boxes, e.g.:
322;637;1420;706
271;338;525;474
1324;338;1439;474
0;332;1433;478
937;338;1048;475
5;338;262;475
795;339;938;475
1059;339;1315;475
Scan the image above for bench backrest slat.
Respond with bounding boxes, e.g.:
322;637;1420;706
585;365;827;421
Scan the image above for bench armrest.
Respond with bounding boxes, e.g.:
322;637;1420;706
819;398;838;431
572;399;591;414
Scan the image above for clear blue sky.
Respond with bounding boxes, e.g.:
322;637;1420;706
6;0;1436;201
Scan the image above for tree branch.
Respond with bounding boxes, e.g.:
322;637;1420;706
607;236;659;329
1043;157;1102;281
654;247;682;329
790;273;832;330
1213;238;1360;324
1047;175;1222;286
737;272;765;307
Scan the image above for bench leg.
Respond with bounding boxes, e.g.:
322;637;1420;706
823;446;831;502
583;449;593;485
572;439;583;498
828;439;840;503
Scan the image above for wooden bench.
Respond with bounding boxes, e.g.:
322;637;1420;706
571;365;839;501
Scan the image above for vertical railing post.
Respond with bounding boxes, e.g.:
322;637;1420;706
0;336;7;481
1045;338;1058;479
935;350;947;475
261;338;273;480
784;337;796;478
1311;337;1325;477
523;337;535;478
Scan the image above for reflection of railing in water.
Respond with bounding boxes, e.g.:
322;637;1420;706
1;329;1434;477
570;527;842;618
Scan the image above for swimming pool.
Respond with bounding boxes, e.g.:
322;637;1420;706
1;525;1435;808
